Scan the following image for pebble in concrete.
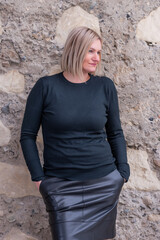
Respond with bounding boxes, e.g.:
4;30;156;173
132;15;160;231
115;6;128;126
0;162;40;198
3;228;38;240
0;18;3;35
0;120;11;146
55;6;100;47
0;70;25;93
136;7;160;44
124;148;160;191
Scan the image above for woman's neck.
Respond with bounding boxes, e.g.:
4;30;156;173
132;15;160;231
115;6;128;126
63;71;90;83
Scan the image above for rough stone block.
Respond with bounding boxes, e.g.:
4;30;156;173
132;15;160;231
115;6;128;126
55;6;100;47
136;7;160;44
0;162;40;198
0;70;25;93
124;148;160;191
0;120;11;146
3;228;38;240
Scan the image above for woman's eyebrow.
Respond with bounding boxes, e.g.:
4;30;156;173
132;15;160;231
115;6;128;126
89;47;101;51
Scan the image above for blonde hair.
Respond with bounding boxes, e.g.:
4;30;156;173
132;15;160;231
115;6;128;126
61;26;102;79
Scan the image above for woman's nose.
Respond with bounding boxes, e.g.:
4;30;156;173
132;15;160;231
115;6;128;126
92;53;100;61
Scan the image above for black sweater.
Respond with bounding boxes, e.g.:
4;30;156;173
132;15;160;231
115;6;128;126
20;72;130;182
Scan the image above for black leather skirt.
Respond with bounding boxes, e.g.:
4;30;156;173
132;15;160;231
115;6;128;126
39;169;124;240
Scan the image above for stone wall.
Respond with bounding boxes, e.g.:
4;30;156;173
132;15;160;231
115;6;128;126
0;0;160;239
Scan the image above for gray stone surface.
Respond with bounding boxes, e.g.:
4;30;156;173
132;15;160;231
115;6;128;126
0;0;160;239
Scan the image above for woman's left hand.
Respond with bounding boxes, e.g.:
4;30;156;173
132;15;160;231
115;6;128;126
35;181;42;190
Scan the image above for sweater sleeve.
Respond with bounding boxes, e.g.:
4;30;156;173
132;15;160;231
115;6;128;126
105;79;130;182
20;78;45;181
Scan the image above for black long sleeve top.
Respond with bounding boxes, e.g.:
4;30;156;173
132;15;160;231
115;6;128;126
20;72;130;182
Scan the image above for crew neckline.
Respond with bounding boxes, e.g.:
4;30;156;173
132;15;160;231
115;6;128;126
60;72;92;86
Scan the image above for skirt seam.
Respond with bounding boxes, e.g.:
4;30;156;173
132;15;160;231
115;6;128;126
51;219;116;224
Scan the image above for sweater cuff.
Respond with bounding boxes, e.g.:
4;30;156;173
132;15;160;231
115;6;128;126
32;175;45;182
117;163;130;182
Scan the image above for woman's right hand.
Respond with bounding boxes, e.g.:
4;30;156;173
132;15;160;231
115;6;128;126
35;181;42;190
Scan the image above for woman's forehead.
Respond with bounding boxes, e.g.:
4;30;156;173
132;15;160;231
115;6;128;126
89;39;102;50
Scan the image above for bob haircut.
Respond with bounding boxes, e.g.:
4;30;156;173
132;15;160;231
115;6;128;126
61;26;102;80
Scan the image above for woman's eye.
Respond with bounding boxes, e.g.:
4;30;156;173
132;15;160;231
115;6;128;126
88;49;93;53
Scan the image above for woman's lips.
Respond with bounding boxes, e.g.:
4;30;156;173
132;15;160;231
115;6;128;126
90;63;97;66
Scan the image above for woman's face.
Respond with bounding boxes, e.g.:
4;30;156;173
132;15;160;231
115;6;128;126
82;39;102;74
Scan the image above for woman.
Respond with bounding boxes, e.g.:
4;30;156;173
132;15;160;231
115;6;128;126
20;26;130;240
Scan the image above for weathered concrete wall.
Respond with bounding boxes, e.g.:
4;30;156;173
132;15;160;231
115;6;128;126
0;0;160;239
